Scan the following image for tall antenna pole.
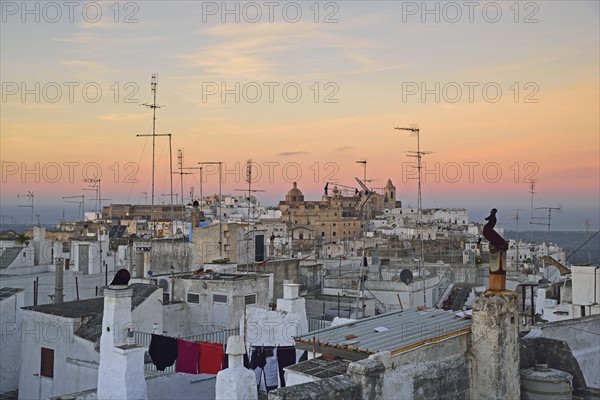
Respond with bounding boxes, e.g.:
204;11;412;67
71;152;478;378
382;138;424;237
509;209;522;269
199;162;224;258
178;150;185;218
141;74;164;235
356;160;367;182
531;206;561;245
528;179;539;222
18;191;35;225
395;125;430;305
583;219;592;263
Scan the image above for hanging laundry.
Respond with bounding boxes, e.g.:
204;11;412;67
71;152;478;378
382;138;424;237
222;345;250;369
175;339;200;374
149;334;178;371
249;347;264;387
198;341;224;374
277;347;296;387
264;348;279;392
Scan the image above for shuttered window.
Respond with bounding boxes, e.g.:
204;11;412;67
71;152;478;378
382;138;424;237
40;347;54;378
187;293;200;304
244;294;256;306
212;293;228;304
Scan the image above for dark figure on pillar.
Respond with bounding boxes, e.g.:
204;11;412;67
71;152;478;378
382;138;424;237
483;208;509;292
483;208;509;253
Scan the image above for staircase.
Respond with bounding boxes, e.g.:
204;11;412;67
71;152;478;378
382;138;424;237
441;284;474;311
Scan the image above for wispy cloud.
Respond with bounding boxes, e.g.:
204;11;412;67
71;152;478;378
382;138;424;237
335;146;354;152
278;151;308;156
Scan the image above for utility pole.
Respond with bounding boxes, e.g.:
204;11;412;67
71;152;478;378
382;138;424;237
395;125;430;305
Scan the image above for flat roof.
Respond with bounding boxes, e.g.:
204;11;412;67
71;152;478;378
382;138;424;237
285;356;349;379
180;272;266;281
295;308;472;360
0;287;23;301
22;284;159;342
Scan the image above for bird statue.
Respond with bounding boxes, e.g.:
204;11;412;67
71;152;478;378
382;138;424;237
483;208;509;254
110;268;131;286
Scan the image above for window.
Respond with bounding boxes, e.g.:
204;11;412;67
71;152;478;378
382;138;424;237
40;347;54;378
213;293;228;303
244;294;256;306
186;292;200;304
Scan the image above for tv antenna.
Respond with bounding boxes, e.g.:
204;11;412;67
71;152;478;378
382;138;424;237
82;178;102;212
235;160;266;226
63;195;85;221
138;132;174;224
531;206;562;244
355;160;367;182
395;124;430;305
17;191;35;224
139;73;165;234
199;161;224;258
508;209;523;268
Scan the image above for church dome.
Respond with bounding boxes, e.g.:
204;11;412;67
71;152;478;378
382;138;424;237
286;182;304;203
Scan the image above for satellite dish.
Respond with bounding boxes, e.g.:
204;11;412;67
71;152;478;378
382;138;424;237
400;269;413;284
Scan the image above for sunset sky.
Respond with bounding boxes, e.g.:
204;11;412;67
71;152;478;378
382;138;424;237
1;1;598;229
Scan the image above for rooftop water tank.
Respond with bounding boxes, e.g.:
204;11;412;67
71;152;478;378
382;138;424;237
521;364;573;400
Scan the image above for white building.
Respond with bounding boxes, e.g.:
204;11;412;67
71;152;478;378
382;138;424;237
18;284;162;399
0;287;24;394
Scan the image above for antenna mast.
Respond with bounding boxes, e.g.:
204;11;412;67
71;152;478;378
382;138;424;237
395;125;430;305
528;179;539;222
531;206;561;244
17;191;34;225
140;74;164;234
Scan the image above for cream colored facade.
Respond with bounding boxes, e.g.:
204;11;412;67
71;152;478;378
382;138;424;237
278;180;400;246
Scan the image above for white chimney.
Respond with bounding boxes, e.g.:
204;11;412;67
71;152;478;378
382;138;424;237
215;335;257;400
97;285;148;400
277;283;308;335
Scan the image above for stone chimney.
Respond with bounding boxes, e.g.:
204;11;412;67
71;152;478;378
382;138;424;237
470;250;520;400
97;284;147;400
215;335;257;400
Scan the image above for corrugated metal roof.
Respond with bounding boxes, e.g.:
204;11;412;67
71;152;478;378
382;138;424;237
295;308;472;360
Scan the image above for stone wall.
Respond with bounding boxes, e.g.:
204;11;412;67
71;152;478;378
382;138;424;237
300;263;322;293
520;337;587;391
532;315;600;388
268;374;358;400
